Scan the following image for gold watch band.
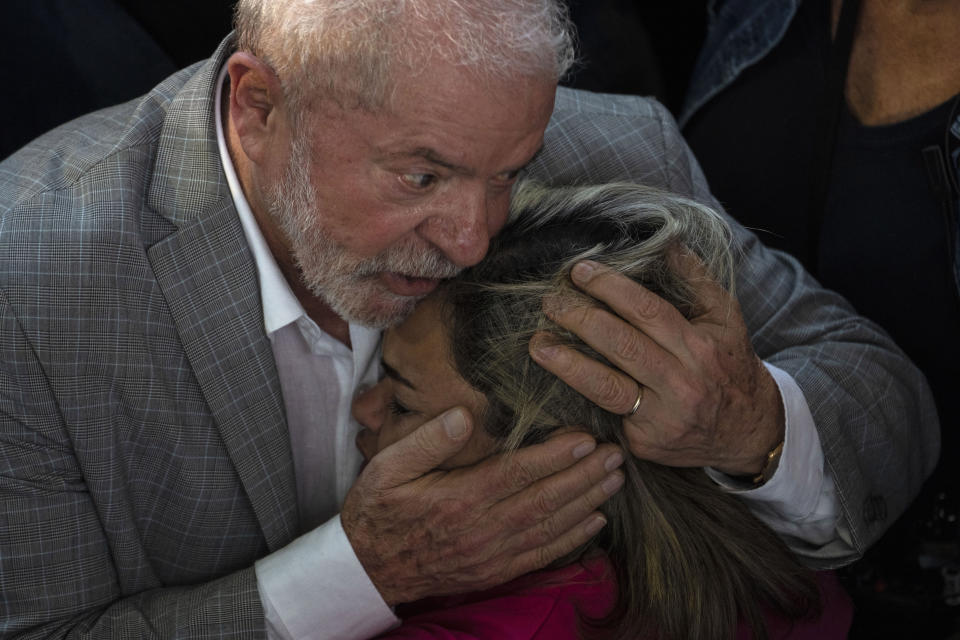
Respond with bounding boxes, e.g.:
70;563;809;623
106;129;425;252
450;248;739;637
751;440;785;485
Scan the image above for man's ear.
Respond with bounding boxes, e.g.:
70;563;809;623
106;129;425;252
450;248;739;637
226;51;287;165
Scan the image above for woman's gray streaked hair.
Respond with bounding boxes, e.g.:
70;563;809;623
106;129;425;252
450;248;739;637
438;182;818;640
462;181;737;451
234;0;576;114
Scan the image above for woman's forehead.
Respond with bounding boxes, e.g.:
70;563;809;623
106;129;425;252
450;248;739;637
382;297;451;379
381;296;488;418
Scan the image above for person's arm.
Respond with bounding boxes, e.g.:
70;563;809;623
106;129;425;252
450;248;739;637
706;363;840;547
0;289;267;639
680;118;937;563
524;90;939;565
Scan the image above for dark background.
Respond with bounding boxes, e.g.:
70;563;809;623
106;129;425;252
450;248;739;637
0;0;705;160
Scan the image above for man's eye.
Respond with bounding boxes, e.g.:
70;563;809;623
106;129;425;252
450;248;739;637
388;398;413;417
400;173;437;189
491;168;524;188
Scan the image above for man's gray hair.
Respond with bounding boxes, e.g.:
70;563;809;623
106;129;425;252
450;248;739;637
234;0;576;114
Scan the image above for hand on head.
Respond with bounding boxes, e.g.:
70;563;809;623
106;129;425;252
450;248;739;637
531;250;785;477
344;296;624;605
342;406;623;606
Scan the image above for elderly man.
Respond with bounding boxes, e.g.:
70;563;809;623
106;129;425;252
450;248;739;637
0;0;937;638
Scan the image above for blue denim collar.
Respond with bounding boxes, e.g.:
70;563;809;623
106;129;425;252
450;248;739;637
680;0;800;127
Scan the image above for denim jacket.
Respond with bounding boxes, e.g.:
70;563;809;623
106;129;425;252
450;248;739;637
679;0;960;296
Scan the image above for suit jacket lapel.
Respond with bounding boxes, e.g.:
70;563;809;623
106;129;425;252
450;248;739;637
145;34;298;551
148;199;297;551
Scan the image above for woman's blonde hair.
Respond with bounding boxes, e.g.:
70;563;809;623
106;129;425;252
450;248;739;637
439;182;819;640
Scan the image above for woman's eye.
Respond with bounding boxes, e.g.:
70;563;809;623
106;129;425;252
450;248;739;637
388;398;413;417
400;173;437;190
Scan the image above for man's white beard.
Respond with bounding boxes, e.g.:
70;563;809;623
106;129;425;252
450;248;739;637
268;138;461;329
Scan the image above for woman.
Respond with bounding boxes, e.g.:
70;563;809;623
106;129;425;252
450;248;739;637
353;182;852;639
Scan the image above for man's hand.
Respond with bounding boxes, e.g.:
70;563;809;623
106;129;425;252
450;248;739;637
340;408;624;606
529;251;785;477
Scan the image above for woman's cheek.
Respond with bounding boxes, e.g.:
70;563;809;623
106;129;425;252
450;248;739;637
356;428;379;461
377;417;420;452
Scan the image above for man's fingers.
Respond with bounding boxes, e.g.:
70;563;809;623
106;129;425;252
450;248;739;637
470;458;623;589
530;333;652;416
367;408;474;488
540;301;677;391
503;442;623;518
500;462;625;552
475;431;601;500
567;260;692;352
505;510;611;580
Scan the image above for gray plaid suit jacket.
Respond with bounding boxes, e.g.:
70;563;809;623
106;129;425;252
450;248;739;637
0;36;938;638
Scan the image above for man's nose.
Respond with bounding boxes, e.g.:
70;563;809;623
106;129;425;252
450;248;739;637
419;187;507;267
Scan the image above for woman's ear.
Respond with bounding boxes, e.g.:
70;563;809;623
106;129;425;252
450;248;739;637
225;51;288;165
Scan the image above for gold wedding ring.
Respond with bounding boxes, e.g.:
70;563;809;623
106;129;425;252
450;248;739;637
626;385;644;416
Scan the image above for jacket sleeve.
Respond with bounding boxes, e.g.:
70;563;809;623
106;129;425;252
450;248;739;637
527;88;940;566
0;288;267;639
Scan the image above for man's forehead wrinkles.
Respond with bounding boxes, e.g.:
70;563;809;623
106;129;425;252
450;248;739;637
410;147;474;175
379;143;541;178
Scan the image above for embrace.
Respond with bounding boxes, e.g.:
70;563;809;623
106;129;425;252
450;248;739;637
0;0;937;638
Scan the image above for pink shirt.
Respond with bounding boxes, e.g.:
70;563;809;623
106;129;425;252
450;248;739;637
376;555;852;639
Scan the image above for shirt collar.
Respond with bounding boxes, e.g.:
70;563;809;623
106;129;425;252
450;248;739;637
214;64;312;335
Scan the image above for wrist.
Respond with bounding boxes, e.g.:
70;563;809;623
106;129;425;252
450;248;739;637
716;363;786;477
749;439;785;485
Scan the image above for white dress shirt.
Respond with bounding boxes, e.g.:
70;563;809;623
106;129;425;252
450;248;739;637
213;64;844;640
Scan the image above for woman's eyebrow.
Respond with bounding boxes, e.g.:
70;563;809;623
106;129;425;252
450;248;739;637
382;360;417;390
